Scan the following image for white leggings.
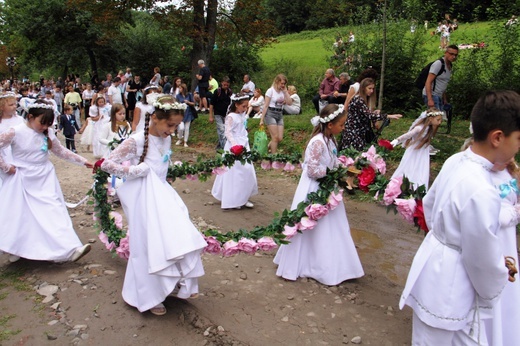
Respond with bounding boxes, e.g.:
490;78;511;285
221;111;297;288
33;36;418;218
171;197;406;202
178;121;191;143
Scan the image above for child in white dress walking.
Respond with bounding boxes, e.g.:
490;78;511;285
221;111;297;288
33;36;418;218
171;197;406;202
212;93;258;209
274;104;364;285
90;96;112;158
98;103;131;156
0;100;93;262
390;108;442;189
101;94;207;316
0;92;24;190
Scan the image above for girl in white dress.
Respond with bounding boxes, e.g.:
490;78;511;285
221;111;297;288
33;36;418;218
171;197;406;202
390;108;442;190
90;96;112;158
484;160;520;345
101;94;207;316
0;92;24;190
0;100;93;263
79;117;93;152
212;94;258;209
131;85;158;133
98;103;131;156
274;104;364;285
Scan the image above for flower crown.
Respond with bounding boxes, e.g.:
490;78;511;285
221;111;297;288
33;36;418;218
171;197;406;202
152;100;187;111
426;110;444;117
27;102;54;110
0;92;16;99
230;93;249;102
144;85;159;92
310;105;345;127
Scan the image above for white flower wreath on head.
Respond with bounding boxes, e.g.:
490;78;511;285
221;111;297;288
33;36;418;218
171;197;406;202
426;110;444;117
27;102;55;110
230;93;250;102
153;100;187;111
0;92;16;99
310;105;345;127
143;85;159;92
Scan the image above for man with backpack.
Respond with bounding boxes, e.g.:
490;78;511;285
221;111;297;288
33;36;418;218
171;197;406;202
421;44;458;111
415;44;459;140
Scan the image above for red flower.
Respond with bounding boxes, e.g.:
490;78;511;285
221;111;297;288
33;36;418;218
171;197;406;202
230;145;245;156
358;166;376;192
378;139;394;151
413;199;429;234
93;158;105;173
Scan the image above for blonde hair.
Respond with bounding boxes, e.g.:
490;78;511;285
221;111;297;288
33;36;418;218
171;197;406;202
287;85;297;94
0;94;16;123
405;108;442;149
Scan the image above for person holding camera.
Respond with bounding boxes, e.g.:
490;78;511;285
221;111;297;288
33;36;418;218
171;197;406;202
64;84;82;127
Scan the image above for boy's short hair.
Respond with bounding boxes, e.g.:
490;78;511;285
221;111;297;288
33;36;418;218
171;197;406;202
45;90;52;95
471;90;520;141
63;104;72;111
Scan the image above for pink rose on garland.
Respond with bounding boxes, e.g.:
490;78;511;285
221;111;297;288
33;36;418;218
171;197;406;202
222;240;240;256
327;189;343;210
261;160;271;170
230;145;245;156
383;176;403;205
109;211;123;229
298;217;317;231
272;161;284;169
361;145;377;162
212;166;228;175
98;231;115;251
186;174;198;181
116;235;130;260
377;139;394;151
283;162;296;171
358;166;376;192
257;237;278;251
338;155;355;168
394;198;417;224
304;203;329;221
374;156;386;174
204;236;222;254
238;238;259;254
283;224;298;239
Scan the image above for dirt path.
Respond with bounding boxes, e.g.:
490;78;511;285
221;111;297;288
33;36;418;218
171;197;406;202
0;140;424;346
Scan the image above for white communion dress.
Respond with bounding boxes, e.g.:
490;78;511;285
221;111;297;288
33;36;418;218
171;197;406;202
101;132;207;312
0;123;88;261
211;111;258;209
391;125;431;189
273;134;364;285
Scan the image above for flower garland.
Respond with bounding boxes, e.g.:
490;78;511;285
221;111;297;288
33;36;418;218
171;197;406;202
90;144;401;258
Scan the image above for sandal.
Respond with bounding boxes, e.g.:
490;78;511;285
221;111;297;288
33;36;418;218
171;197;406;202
150;303;167;316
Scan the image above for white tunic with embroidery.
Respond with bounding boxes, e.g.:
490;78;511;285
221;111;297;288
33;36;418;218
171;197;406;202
211;111;258;208
484;168;520;346
0;123;87;261
400;148;508;331
273;134;364;285
101;132;207;312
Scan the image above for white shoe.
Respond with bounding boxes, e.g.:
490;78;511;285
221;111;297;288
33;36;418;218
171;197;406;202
184;143;188;148
175;140;182;146
245;201;254;208
71;244;91;262
8;255;20;263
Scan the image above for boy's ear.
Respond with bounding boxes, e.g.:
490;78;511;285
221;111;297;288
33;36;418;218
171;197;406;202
489;129;505;148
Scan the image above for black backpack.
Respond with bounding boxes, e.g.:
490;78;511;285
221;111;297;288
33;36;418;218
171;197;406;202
414;58;445;90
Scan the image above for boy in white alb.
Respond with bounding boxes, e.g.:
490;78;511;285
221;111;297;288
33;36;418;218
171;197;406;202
400;90;520;345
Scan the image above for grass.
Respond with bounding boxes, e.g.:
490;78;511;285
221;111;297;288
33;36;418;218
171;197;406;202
0;315;20;341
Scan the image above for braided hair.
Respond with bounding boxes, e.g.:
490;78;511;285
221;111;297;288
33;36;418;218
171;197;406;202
138;94;184;163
